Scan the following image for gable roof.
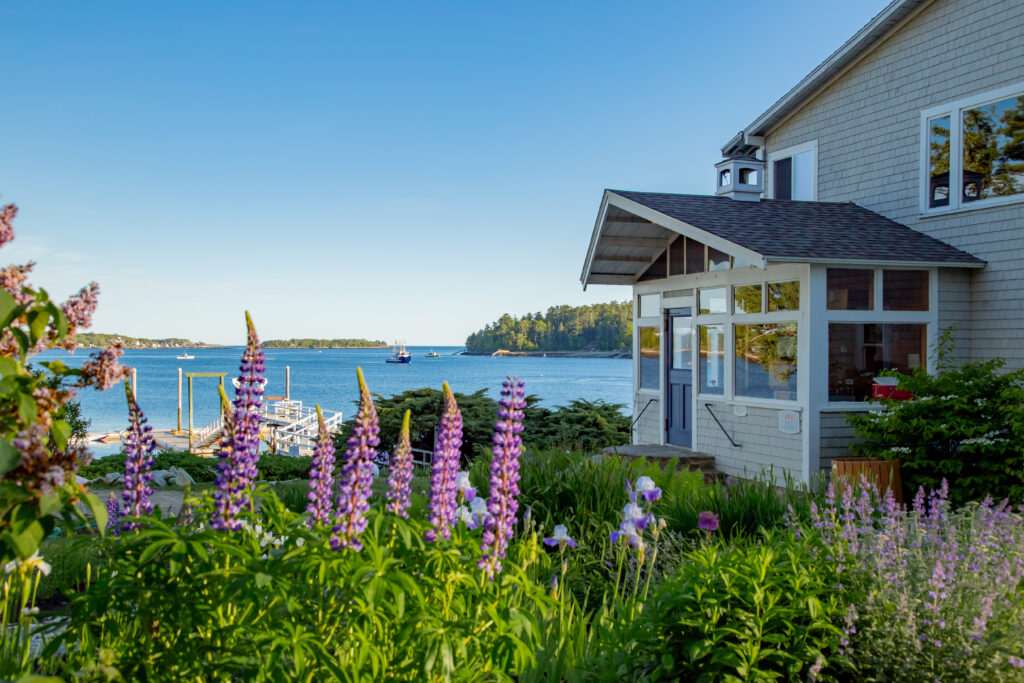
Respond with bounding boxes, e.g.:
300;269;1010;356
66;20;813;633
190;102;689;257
723;0;933;154
581;190;984;287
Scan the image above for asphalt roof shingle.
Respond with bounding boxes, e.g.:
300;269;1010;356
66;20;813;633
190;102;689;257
609;190;984;266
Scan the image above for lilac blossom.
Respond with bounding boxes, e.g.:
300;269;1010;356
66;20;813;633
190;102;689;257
212;313;265;531
61;282;100;333
331;367;378;551
305;406;336;528
478;376;526;579
385;409;414;518
543;524;578;550
78;343;130;391
119;380;156;530
0;202;16;249
426;382;462;543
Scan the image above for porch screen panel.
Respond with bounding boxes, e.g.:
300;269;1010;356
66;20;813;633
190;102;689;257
773;157;792;200
698;325;725;395
827;323;926;401
639;327;660;390
735;323;798;400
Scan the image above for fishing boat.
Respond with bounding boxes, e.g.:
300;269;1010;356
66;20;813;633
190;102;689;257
425;349;441;358
385;342;412;364
176;351;195;360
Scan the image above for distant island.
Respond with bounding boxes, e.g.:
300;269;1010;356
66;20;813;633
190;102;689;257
465;301;632;357
75;333;217;349
262;338;388;349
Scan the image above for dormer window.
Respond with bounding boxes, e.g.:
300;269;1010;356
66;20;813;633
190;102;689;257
767;141;817;200
738;168;758;185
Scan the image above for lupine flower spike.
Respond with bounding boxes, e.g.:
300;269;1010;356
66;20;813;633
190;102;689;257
212;313;265;531
544;524;578;550
331;368;379;551
426;382;463;542
106;492;121;535
305;405;336;528
478;376;526;579
385;410;414;518
120;380;156;531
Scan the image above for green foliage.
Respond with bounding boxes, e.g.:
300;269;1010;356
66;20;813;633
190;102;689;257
81;449;317;483
847;332;1024;505
524;399;630;452
608;530;847;682
660;470;824;540
340;388;630;462
50;488;555;681
261;337;387;349
465;301;632;353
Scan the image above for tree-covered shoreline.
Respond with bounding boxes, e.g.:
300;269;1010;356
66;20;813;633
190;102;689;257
75;333;214;349
261;338;388;349
465;301;632;353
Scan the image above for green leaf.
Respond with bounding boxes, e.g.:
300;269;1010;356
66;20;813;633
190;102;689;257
2;520;44;558
27;310;48;344
17;392;38;425
0;289;17;327
37;493;63;518
10;326;29;357
0;439;20;475
81;492;108;536
0;355;19;378
51;420;71;451
256;572;273;587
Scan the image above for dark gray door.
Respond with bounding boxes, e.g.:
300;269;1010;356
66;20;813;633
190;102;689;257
666;308;692;447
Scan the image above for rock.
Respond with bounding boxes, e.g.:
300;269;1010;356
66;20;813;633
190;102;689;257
171;466;195;486
150;469;172;487
103;472;123;484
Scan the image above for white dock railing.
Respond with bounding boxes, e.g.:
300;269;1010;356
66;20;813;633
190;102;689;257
259;400;344;455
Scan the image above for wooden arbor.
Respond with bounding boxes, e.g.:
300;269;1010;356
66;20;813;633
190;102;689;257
177;371;229;451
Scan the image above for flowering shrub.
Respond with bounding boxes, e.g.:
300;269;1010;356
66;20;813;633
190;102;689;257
804;480;1024;681
847;331;1024;505
0;199;126;566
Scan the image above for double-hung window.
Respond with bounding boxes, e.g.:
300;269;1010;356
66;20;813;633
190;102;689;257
767;141;817;200
922;82;1024;213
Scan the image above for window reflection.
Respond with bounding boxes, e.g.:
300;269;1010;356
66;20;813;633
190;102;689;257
962;95;1024;202
698;325;725;395
929;115;950;208
639;327;660;390
828;323;926;401
735;323;798;400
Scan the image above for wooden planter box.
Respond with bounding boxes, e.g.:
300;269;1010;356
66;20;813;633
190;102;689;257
832;457;903;504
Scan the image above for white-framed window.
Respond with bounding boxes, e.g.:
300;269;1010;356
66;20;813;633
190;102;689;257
767;141;817;201
920;82;1024;214
825;267;933;403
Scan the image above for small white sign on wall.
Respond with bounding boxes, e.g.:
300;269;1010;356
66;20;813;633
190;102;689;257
778;410;801;434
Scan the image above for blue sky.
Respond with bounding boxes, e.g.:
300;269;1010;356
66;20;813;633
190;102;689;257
1;0;890;345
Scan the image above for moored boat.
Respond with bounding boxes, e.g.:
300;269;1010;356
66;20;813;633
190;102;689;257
386;342;412;364
425;349;440;358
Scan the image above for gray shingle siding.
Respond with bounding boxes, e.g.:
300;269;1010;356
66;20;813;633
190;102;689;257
765;0;1024;368
632;394;660;445
696;401;803;484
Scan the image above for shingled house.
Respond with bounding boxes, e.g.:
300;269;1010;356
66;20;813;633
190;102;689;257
580;0;1023;483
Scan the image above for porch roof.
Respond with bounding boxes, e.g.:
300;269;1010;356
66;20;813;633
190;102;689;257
581;190;985;288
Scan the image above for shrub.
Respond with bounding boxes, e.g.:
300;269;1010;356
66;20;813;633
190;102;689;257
608;529;847;681
847;333;1024;506
523;399;630;452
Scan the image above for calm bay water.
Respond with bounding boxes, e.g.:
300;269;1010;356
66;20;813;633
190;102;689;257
38;346;630;456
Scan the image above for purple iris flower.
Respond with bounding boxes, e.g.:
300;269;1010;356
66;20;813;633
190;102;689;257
632;476;662;503
543;524;578;550
331;368;379;551
478;376;526;579
385;409;414;518
120;379;156;531
212;312;265;531
698;510;720;532
426;383;462;542
305;406;336;528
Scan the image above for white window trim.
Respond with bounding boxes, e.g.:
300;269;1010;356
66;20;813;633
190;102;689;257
766;140;818;201
920;80;1024;216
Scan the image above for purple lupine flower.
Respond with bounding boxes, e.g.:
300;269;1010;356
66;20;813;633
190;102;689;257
697;510;720;532
426;382;462;543
212;312;265;531
105;492;121;535
478;376;526;579
331;367;378;551
385;409;414;518
305;405;336;528
543;524;578;550
120;380;156;531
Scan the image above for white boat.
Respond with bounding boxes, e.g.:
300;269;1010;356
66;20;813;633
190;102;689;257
177;352;195;360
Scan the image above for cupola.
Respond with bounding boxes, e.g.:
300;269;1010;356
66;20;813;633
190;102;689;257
714;155;765;201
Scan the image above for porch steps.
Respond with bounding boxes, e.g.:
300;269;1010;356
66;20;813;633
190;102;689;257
602;444;721;483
